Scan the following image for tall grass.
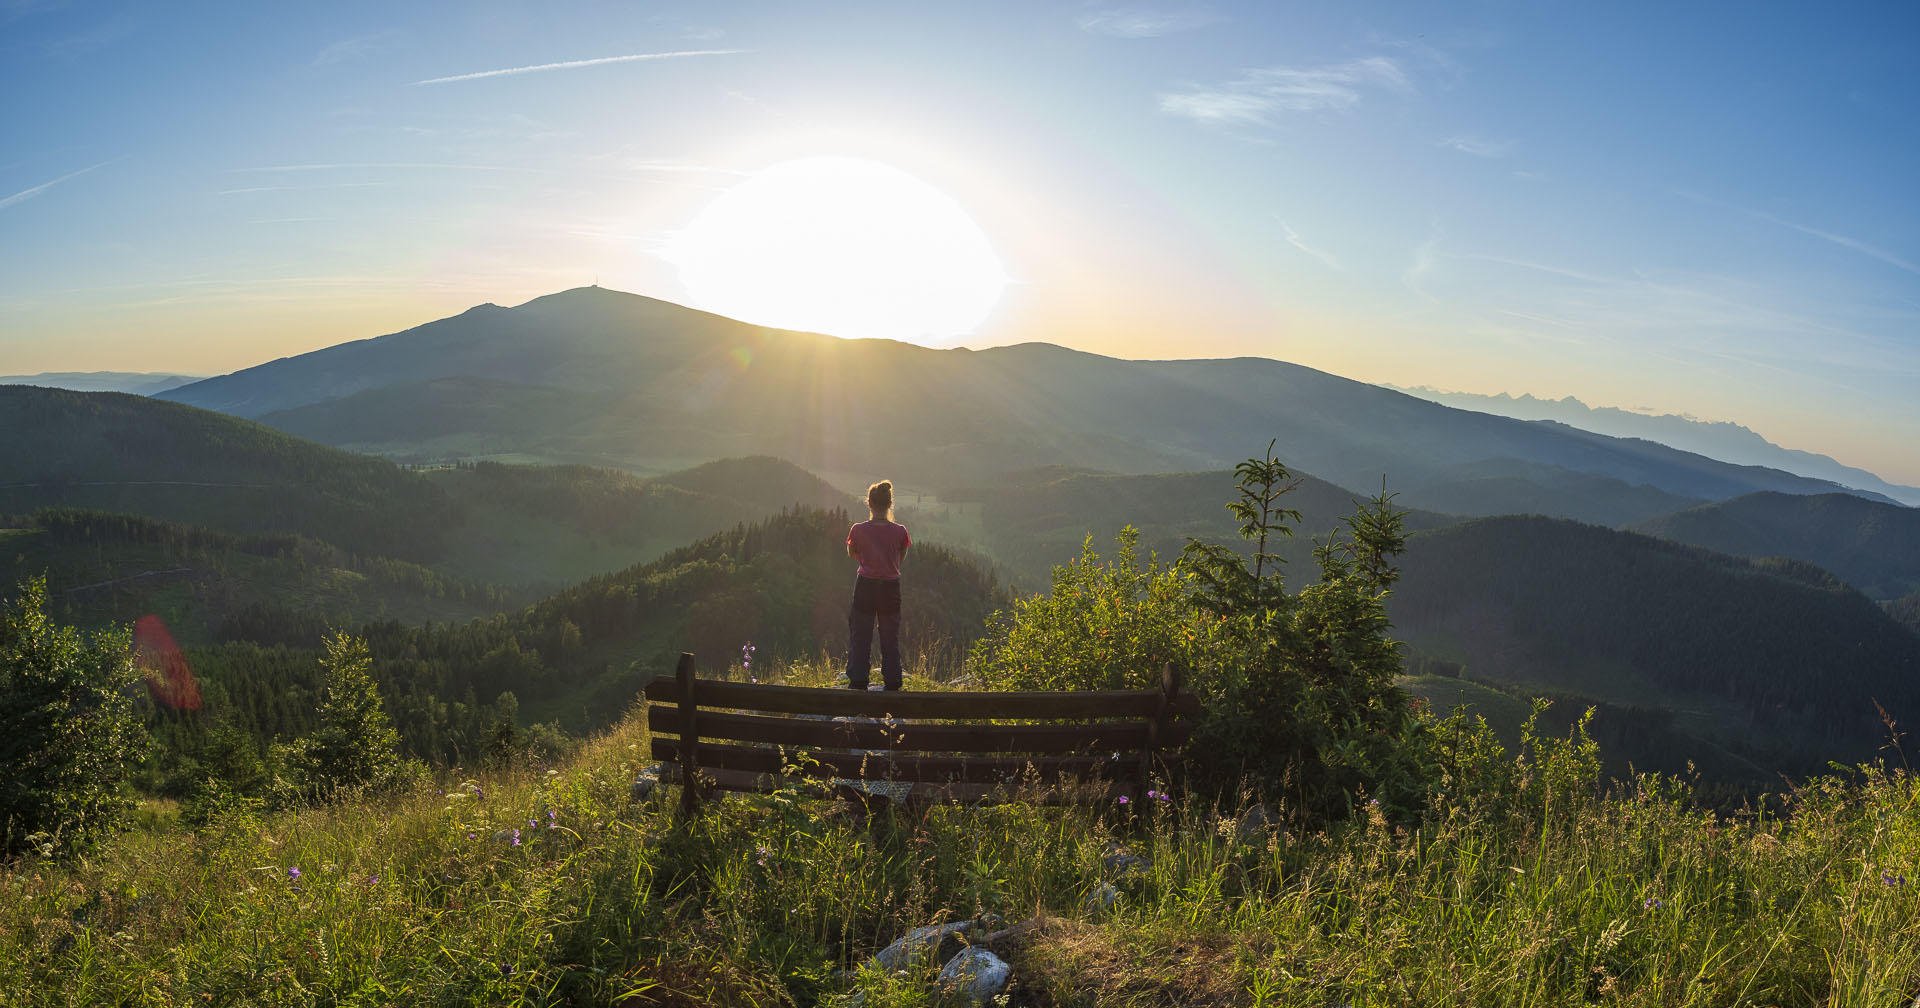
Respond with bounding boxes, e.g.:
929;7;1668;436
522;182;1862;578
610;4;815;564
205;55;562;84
4;666;1918;1006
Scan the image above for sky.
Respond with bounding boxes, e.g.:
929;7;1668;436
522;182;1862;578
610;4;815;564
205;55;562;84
3;0;1917;484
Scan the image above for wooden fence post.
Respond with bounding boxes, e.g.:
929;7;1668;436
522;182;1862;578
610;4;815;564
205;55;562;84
676;652;700;817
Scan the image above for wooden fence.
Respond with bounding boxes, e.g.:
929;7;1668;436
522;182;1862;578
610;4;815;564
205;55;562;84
643;653;1201;814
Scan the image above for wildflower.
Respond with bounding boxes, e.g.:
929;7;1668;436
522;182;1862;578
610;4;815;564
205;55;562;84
547;809;557;821
287;866;301;882
366;874;379;886
500;962;513;977
512;829;522;846
1643;897;1664;910
467;832;475;841
1883;872;1907;887
1115;795;1130;806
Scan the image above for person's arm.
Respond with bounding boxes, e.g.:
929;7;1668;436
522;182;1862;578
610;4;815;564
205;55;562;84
846;526;859;560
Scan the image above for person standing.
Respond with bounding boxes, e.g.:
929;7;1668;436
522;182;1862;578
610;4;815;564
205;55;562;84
846;480;910;691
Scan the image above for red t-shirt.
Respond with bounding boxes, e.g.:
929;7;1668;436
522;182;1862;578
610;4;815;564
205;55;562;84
847;519;910;580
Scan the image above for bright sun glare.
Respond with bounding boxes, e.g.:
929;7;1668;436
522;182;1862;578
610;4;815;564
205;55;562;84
665;157;1008;345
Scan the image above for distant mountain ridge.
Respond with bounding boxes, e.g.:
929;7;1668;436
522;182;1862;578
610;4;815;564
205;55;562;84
1389;385;1920;507
2;371;204;396
160;287;1885;521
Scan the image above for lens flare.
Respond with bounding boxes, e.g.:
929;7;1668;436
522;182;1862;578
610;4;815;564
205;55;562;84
133;615;200;710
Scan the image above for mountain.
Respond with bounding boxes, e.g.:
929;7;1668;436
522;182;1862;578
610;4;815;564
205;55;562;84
161;287;1880;521
0;386;455;561
1;371;205;396
916;464;1456;588
1389;515;1920;777
1389;386;1920;507
1630;492;1920;600
0;387;855;628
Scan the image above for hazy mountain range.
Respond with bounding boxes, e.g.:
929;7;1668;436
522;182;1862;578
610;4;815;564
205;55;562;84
2;371;204;396
159;287;1897;527
1387;386;1920;507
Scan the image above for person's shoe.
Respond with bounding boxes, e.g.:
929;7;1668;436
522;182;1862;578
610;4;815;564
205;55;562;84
847;680;869;691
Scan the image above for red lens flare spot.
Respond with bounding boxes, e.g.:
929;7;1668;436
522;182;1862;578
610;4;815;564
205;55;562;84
133;615;200;710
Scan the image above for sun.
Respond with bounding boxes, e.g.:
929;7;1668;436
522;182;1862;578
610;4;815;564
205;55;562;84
664;157;1008;345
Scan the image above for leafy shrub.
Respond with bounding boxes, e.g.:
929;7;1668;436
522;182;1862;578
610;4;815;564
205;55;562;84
973;445;1435;822
0;576;148;855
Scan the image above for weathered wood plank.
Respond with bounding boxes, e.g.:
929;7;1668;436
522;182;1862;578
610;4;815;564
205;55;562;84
642;677;1201;720
646;705;1192;753
652;738;1177;783
678;764;1140;805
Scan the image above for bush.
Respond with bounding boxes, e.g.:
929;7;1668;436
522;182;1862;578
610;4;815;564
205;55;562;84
0;577;148;856
973;446;1435;823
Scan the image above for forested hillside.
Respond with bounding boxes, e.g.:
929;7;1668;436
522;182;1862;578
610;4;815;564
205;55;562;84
1391;515;1920;775
3;509;510;648
922;464;1453;588
143;507;1007;773
0;386;453;561
1632;491;1920;599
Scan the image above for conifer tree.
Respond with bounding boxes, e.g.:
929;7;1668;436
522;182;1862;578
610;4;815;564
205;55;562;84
297;631;404;797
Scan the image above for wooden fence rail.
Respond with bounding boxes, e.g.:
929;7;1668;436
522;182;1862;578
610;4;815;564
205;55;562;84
643;653;1200;814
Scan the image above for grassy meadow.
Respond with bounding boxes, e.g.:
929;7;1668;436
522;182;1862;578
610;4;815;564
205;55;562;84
5;657;1920;1007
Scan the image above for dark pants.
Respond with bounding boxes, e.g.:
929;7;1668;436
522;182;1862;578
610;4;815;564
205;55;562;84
847;576;902;690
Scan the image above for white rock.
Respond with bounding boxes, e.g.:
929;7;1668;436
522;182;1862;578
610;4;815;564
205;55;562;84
872;921;971;972
935;947;1013;1006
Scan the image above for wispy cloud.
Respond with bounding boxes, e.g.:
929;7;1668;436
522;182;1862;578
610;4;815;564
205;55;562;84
216;182;391;195
1078;6;1217;38
1678;190;1920;277
1159;57;1410;125
414;49;747;86
0;158;116;211
1441;135;1514;158
235;162;515;173
1277;219;1340;269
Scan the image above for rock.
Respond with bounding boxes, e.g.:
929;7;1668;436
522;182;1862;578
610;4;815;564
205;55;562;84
629;763;663;802
1101;840;1150;877
872;921;972;973
1085;881;1120;918
1236;803;1276;847
935;947;1013;1006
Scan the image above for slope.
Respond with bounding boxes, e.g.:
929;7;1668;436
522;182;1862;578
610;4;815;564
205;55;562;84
1388;515;1920;776
1630;491;1920;600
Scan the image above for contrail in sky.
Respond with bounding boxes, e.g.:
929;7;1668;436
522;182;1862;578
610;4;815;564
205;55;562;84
415;49;747;85
0;158;117;211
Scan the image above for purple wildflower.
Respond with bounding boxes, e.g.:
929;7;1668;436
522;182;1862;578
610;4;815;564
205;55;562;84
287;866;301;882
1883;872;1907;887
1643;897;1664;910
1116;795;1130;805
512;829;522;846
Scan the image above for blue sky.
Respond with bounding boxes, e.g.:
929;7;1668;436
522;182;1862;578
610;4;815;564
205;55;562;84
3;0;1917;483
